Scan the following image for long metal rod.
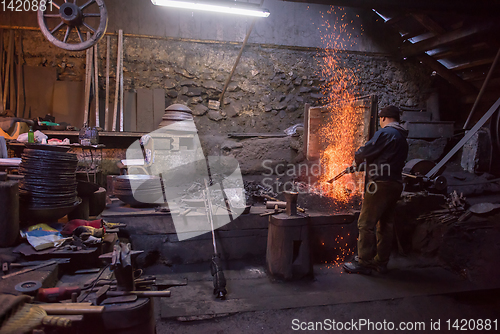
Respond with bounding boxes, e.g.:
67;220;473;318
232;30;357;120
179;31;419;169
105;35;110;130
463;46;500;129
426;97;500;178
94;43;99;127
204;179;217;255
83;32;92;126
219;18;256;106
119;30;124;131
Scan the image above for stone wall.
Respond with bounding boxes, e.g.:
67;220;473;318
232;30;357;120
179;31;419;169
19;29;432;137
14;28;434;176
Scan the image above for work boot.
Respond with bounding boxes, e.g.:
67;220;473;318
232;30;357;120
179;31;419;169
342;261;372;275
364;260;388;274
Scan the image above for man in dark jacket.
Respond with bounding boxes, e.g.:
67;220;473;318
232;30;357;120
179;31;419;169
343;105;408;275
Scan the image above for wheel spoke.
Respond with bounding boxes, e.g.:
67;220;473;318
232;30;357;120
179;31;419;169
83;22;96;33
83;13;100;17
44;14;61;18
52;1;61;9
76;26;84;42
80;0;94;10
50;21;65;34
63;26;71;43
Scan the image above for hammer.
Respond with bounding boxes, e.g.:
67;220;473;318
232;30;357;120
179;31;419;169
260;204;285;217
262;195;305;213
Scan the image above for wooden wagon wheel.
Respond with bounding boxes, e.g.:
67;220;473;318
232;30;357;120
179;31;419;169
37;0;108;51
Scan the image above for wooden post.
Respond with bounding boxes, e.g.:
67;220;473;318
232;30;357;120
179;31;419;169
9;35;15;115
219;19;255;107
105;36;110;131
0;29;4;114
112;30;123;131
0;29;3;84
16;31;23;118
2;30;13;113
94;43;99;128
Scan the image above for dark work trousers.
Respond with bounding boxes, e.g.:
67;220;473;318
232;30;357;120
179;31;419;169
357;180;403;266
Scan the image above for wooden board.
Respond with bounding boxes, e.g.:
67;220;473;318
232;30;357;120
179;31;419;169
24;66;57;119
136;88;153;132
153;88;165;130
123;90;137;132
52;80;85;126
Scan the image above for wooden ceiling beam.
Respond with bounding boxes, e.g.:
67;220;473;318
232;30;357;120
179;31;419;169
450;57;496;72
416;54;477;95
384;14;408;26
461;92;499;104
411;13;447;35
430;42;489;60
281;0;500;14
400;29;428;42
461;68;500;81
401;21;498;57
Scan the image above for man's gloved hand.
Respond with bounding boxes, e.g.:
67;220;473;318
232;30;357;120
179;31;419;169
347;160;358;173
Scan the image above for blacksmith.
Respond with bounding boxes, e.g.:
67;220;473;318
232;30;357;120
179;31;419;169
343;105;408;274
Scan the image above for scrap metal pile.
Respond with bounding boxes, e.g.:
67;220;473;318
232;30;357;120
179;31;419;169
416;191;467;225
416;191;498;230
243;180;278;205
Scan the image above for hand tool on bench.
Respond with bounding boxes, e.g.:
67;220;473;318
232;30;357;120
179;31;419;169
10;259;70;268
102;295;138;304
260;204;285;217
1;261;57;280
106;290;171;298
83;274;155;290
0;303;71;333
154;278;188;289
38;303;104;315
262;194;305;213
38;286;82;303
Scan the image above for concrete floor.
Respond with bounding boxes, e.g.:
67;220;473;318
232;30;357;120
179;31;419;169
149;255;500;333
156;291;500;333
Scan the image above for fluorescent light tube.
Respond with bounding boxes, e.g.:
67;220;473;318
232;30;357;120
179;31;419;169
151;0;270;17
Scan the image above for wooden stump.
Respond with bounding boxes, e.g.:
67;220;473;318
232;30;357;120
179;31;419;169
266;213;313;280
